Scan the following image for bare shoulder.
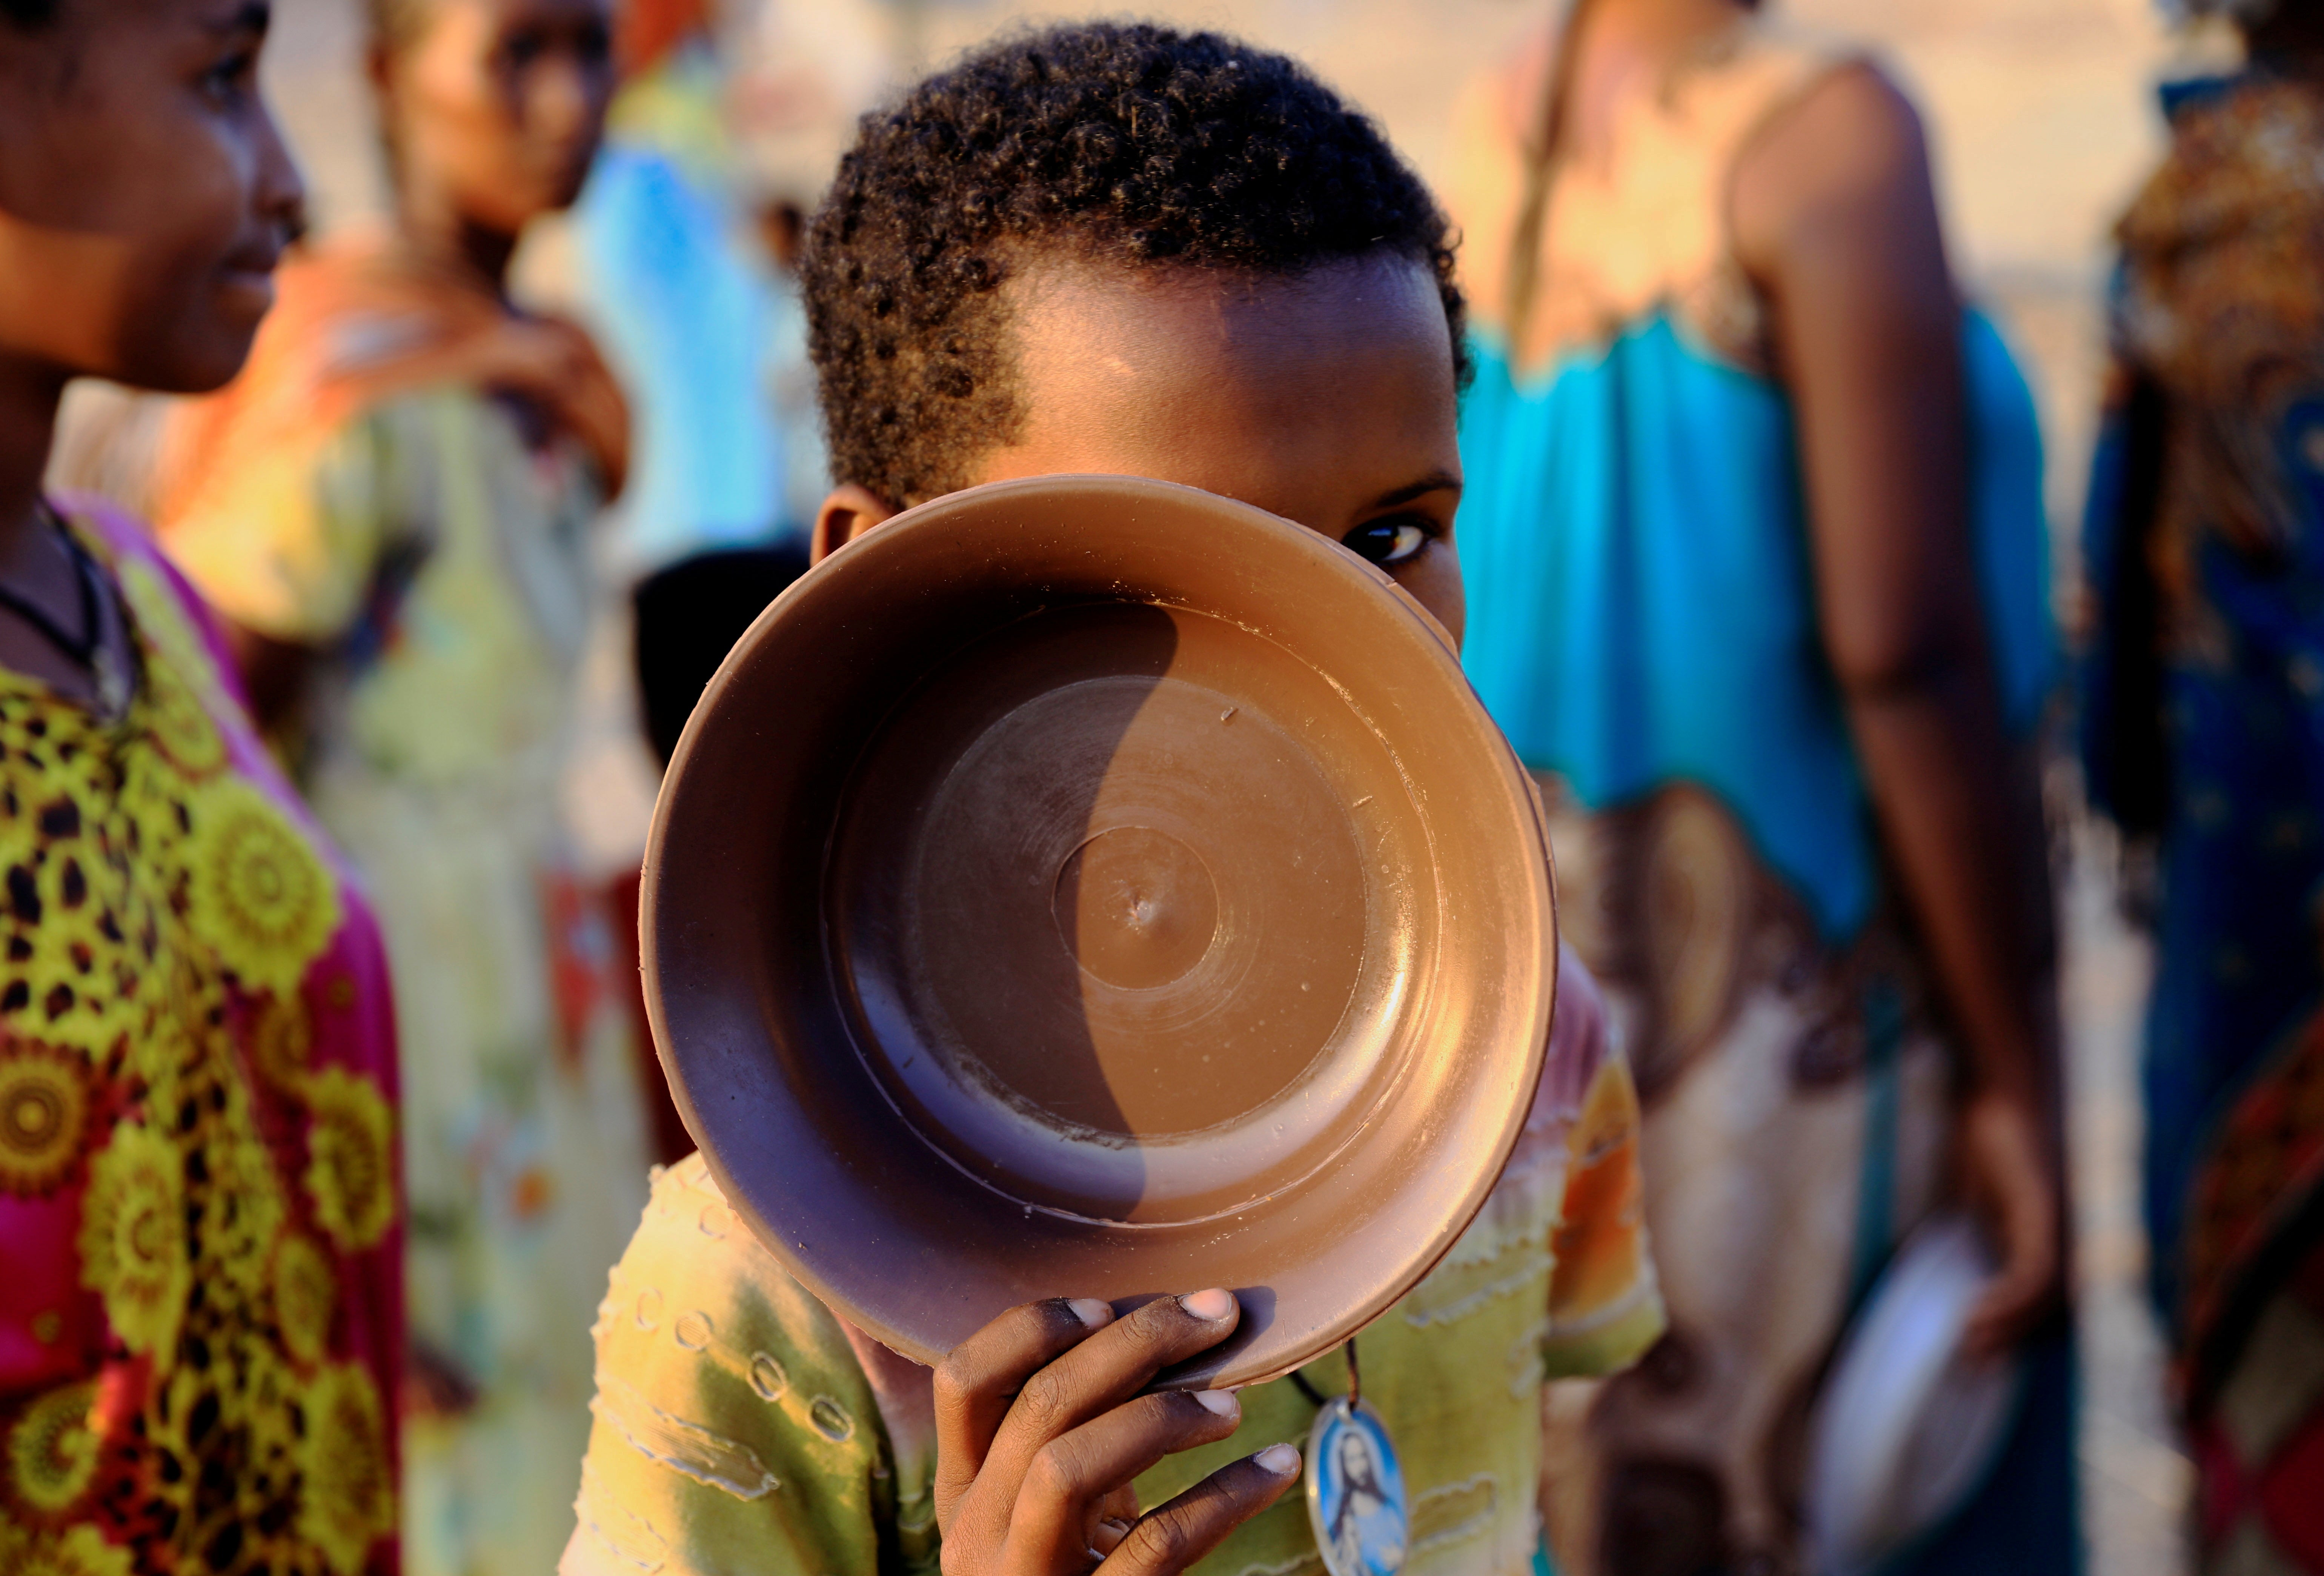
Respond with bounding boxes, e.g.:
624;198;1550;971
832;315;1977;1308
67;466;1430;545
1732;60;1940;275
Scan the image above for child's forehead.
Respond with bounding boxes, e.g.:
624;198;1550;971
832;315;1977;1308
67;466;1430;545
1004;250;1449;394
972;249;1461;527
1009;249;1435;321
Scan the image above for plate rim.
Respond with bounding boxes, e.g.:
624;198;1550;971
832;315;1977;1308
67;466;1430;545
640;474;1559;1382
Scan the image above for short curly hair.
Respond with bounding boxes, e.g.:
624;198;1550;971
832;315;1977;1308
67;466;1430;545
803;21;1468;504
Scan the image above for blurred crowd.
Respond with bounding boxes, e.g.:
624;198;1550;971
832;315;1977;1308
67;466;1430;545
4;0;2324;1574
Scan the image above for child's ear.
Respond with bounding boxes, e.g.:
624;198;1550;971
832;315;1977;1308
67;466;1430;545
811;484;900;564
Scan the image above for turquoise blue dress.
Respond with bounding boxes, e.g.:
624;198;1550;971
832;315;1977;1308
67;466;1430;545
1460;310;2077;1574
572;42;791;570
1460;313;2053;940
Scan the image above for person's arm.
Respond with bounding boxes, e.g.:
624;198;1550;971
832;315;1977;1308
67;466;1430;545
2078;351;2171;848
161;407;400;735
217;621;315;738
1732;64;2063;1352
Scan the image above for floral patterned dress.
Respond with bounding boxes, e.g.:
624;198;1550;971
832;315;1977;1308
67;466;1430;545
0;500;401;1576
2084;69;2324;1576
155;234;652;1576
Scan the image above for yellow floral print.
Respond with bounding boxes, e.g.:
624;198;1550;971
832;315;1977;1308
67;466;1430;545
303;1066;393;1252
185;776;340;996
271;1232;335;1368
204;1118;289;1296
297;1362;393;1576
0;514;398;1576
0;1045;87;1196
115;557;241;735
77;1120;189;1359
5;1381;99;1514
0;1522;134;1576
248;992;314;1089
138;643;227;779
0;756;149;1056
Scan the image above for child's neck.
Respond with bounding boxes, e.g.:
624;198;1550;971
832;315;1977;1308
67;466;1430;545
390;181;522;306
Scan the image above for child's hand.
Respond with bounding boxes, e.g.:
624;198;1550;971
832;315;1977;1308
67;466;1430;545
933;1290;1300;1574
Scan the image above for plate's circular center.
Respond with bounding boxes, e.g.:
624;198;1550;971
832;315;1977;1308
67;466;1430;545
1054;827;1219;990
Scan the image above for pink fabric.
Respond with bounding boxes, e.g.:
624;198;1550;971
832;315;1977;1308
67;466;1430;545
0;500;403;1575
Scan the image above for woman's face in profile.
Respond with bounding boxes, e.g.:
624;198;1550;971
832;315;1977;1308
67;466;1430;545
0;0;305;393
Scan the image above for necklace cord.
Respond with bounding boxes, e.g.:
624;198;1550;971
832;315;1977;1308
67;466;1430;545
0;503;105;669
1288;1338;1363;1411
0;503;132;720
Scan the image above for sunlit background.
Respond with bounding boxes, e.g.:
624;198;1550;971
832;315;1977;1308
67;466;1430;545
256;3;2203;1570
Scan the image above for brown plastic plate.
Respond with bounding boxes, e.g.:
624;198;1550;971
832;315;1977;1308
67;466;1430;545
642;475;1556;1388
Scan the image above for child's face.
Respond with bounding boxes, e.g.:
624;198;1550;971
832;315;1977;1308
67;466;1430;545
378;0;614;232
827;253;1468;644
0;0;305;393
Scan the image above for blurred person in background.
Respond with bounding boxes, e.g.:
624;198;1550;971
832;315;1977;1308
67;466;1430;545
1445;0;2073;1571
151;0;653;1572
566;0;812;1166
0;3;408;1574
570;0;793;572
610;536;807;1165
2083;1;2324;1568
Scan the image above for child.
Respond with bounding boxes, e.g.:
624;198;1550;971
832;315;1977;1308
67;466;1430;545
0;4;406;1575
562;24;1662;1576
155;2;657;1571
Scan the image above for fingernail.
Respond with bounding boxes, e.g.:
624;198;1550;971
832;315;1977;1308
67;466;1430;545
1255;1443;1300;1476
1194;1389;1238;1418
1067;1298;1113;1328
1179;1288;1236;1322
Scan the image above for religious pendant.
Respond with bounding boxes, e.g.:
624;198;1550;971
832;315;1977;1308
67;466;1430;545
1305;1357;1408;1576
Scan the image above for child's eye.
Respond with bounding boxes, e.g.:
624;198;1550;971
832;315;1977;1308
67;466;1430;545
1342;518;1432;568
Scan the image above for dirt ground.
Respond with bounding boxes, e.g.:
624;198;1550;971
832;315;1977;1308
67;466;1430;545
257;3;2195;1571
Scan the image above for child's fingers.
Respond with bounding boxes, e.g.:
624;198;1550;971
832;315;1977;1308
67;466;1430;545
1094;1485;1142;1541
1099;1445;1303;1575
935;1298;1115;1511
1000;1390;1244;1571
978;1292;1241;1501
